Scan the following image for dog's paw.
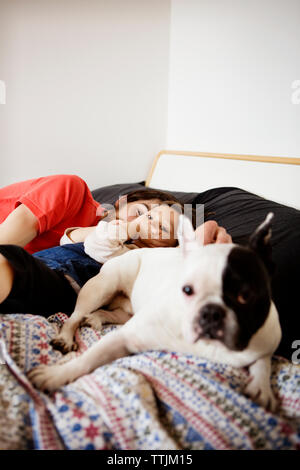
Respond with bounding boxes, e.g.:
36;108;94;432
50;335;78;354
80;313;103;331
27;364;70;392
244;377;278;413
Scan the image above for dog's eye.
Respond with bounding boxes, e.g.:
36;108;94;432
237;294;247;304
182;285;194;296
237;290;251;304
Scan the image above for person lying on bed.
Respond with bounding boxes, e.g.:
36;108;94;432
0;188;233;318
0;174;230;252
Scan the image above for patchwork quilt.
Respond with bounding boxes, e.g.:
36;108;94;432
0;313;299;450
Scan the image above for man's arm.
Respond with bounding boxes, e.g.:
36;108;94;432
195;221;232;245
0;204;38;246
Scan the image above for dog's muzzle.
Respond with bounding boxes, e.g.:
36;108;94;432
197;303;226;340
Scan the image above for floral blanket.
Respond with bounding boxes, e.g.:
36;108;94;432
0;313;299;450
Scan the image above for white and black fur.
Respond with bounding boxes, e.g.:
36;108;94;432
28;213;281;411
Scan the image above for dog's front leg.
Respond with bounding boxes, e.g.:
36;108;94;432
244;355;278;412
51;263;120;354
29;328;130;392
80;308;133;331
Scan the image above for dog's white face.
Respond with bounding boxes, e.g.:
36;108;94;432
178;214;274;352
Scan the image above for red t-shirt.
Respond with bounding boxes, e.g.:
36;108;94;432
0;174;102;253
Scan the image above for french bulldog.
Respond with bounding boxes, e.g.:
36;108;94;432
28;213;281;411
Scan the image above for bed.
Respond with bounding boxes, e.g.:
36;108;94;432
1;150;300;450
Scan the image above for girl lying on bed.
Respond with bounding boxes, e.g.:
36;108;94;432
0;175;231;317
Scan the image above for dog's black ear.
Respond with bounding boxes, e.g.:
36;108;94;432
248;212;275;276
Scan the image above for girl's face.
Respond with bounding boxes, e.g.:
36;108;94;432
117;198;181;247
129;204;180;247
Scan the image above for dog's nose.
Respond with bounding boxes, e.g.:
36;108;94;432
199;303;226;339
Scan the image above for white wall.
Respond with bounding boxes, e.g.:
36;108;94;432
167;0;300;158
0;0;171;189
1;0;299;194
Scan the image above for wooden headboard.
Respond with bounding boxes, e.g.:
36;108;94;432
146;150;300;210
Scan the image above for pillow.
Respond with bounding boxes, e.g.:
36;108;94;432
92;182;146;205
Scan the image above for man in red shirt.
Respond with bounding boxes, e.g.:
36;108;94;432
0;174;101;253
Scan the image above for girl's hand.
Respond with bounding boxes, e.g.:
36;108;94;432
195;221;232;245
126;217;140;240
105;219;130;242
126;214;151;241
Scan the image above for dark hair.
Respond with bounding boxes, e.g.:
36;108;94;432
120;188;182;206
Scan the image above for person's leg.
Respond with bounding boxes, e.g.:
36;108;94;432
0;254;14;303
0;245;78;316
